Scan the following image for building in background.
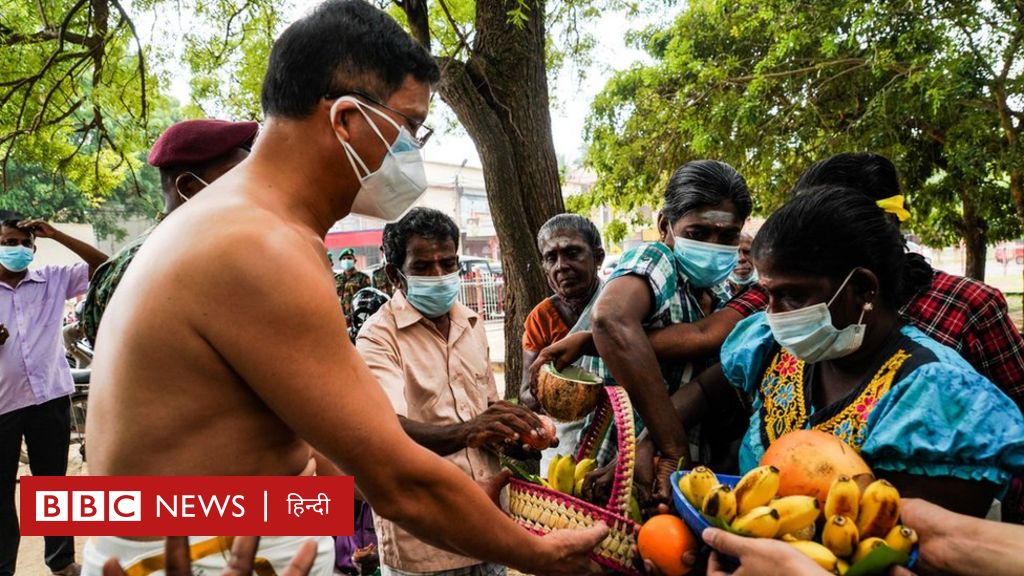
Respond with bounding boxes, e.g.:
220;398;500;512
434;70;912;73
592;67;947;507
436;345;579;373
325;160;497;269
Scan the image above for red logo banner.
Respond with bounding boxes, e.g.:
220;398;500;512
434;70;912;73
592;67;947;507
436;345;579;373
20;476;354;536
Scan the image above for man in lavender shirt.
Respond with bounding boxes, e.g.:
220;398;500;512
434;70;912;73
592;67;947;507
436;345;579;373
0;213;107;576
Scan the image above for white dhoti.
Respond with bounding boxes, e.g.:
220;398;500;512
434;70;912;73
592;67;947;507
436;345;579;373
82;535;335;576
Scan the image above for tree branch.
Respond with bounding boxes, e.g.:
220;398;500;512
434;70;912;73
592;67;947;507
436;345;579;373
394;0;431;49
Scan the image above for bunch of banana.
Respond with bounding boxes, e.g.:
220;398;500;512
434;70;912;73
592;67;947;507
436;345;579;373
544;454;599;498
680;465;914;574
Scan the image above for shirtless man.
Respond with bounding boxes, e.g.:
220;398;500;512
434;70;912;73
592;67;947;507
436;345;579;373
84;1;605;575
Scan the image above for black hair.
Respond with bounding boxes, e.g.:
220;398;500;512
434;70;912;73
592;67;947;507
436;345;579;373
793;152;900;201
261;0;440;118
382;207;460;270
753;186;908;308
662;160;752;224
536;214;603;254
792;152;932;304
0;211;32;238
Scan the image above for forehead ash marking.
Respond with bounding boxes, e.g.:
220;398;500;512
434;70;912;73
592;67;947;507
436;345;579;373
692;209;740;227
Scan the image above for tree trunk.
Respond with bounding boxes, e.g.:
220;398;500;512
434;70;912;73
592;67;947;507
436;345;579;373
398;0;563;397
959;185;988;280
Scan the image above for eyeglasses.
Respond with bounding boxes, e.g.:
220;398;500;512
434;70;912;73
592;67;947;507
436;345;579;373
325;90;434;147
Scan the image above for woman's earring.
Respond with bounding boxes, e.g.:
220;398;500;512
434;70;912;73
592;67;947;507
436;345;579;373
863;302;874;312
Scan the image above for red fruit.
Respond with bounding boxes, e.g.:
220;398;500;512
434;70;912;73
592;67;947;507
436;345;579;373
525;415;557;450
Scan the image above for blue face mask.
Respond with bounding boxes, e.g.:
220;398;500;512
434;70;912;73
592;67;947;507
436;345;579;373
766;269;868;363
0;246;34;273
402;270;461;318
670;234;739;288
340;259;355;272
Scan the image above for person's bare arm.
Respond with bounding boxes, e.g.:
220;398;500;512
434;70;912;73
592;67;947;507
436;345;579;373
199;230;604;575
590;275;689;497
399;402;543;456
646;307;744;362
892;498;1024;576
20;219;108;276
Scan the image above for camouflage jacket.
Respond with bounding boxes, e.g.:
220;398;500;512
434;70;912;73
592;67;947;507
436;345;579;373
335;270;371;316
80;231;151;346
371;267;395;297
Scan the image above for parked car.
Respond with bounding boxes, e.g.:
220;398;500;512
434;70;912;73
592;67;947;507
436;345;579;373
459;256;503;278
995;240;1024;265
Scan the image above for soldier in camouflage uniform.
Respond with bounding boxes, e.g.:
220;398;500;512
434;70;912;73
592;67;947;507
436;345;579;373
335;247;371;318
80;119;258;345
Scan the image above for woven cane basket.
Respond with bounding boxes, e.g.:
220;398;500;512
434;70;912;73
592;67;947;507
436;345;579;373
508;385;639;575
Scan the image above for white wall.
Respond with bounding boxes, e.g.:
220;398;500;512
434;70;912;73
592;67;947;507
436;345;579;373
33;223;100;267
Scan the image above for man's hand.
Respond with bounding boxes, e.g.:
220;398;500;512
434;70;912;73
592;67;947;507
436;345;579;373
17;219;59;239
703;528;830;576
101;537;318;576
352;543;379;576
465;401;544;449
528;332;595;397
524;523;609;576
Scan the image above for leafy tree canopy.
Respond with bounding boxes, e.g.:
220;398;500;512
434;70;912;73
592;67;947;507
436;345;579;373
582;0;1023;253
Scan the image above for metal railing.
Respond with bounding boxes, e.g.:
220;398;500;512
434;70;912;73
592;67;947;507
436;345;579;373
458;276;505;320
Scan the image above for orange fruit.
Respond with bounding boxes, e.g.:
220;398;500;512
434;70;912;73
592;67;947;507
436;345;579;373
760;429;874;507
637;514;696;576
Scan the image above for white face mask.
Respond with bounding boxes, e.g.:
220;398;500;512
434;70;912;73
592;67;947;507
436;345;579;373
331;97;428;222
765;269;868;363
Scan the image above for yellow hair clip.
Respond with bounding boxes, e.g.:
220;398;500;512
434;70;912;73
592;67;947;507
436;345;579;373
876;195;910;222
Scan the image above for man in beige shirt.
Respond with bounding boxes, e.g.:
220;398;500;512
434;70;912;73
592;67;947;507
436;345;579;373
357;208;546;576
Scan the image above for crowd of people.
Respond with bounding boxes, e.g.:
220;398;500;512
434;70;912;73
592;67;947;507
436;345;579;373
2;1;1024;576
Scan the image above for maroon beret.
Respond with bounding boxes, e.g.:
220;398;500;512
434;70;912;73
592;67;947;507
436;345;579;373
147;119;259;168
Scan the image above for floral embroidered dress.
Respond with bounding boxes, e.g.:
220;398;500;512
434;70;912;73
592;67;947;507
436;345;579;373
721;312;1024;486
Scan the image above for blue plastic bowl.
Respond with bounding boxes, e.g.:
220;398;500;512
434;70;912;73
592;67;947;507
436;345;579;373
669;469;918;574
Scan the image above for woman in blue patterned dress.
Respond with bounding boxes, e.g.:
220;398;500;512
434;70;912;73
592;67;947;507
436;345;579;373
694;186;1024;516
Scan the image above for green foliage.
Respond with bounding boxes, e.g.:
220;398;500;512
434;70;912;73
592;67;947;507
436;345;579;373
1;0;274;233
584;0;1024;247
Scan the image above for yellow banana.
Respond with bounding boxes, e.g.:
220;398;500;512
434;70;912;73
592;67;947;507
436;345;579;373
553;455;577;494
884;525;918;555
857;479;901;539
688;466;720;508
574;458;597;483
852;537;887;564
702;484;738;524
770;495;820;537
787;523;816;541
678;472;698;507
821;515;860;558
836;558;850;575
733;465;781;514
546;454;563;484
730;505;781;538
786;540;838;572
825;474;861;520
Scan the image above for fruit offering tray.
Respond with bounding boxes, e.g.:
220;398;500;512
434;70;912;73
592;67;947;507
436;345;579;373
508;386;640;576
671;470;918;576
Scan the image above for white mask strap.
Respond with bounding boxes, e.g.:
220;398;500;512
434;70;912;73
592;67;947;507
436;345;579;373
826;269;859;308
178;172;210;203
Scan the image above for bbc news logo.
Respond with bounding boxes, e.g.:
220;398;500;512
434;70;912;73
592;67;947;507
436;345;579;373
36;491;141;521
20;477;353;536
